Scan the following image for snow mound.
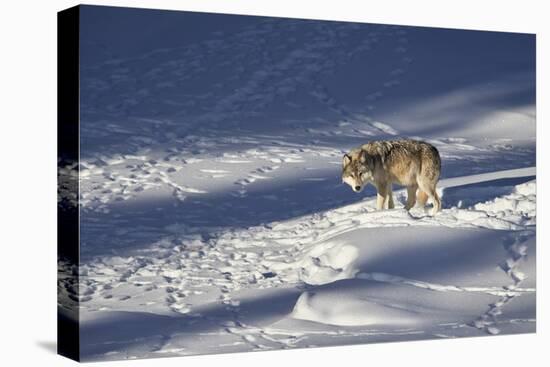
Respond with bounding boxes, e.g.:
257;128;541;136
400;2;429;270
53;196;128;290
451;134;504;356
298;241;359;285
290;289;418;326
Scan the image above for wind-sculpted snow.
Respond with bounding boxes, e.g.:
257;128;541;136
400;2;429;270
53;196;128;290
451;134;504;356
69;8;536;361
67;170;536;360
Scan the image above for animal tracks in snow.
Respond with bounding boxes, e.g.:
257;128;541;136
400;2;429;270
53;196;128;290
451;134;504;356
471;231;534;335
70;16;535;360
232;165;280;197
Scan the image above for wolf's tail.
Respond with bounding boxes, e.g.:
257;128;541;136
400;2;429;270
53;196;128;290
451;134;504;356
421;144;441;183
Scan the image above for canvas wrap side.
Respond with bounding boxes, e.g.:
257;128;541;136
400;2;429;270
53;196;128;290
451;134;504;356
57;5;80;362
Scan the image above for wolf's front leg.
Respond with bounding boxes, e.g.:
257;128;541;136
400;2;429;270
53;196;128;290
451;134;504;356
376;185;387;210
387;184;394;209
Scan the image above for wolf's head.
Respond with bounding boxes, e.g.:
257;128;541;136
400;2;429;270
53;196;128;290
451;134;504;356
342;150;374;193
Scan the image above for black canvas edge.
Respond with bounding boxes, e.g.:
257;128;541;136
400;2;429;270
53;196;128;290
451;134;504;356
57;5;81;362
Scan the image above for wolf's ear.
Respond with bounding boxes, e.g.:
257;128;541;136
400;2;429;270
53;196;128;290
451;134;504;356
343;154;352;166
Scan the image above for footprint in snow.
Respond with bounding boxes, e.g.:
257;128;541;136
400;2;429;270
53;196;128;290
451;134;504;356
231;165;279;196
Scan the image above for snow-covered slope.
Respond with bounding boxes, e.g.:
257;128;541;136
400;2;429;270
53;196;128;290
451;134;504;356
59;6;536;361
60;171;536;360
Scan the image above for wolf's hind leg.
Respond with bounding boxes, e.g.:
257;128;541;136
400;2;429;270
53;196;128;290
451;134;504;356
431;189;441;215
418;179;440;215
405;184;417;210
417;190;428;207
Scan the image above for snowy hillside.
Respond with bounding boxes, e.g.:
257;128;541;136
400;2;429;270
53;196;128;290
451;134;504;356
58;6;536;361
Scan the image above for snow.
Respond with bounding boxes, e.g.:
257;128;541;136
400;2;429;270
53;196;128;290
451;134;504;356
58;6;536;361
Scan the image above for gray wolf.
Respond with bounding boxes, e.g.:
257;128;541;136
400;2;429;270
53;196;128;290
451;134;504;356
342;139;441;215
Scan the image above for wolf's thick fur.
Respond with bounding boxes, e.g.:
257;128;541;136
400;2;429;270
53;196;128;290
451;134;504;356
342;139;441;215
